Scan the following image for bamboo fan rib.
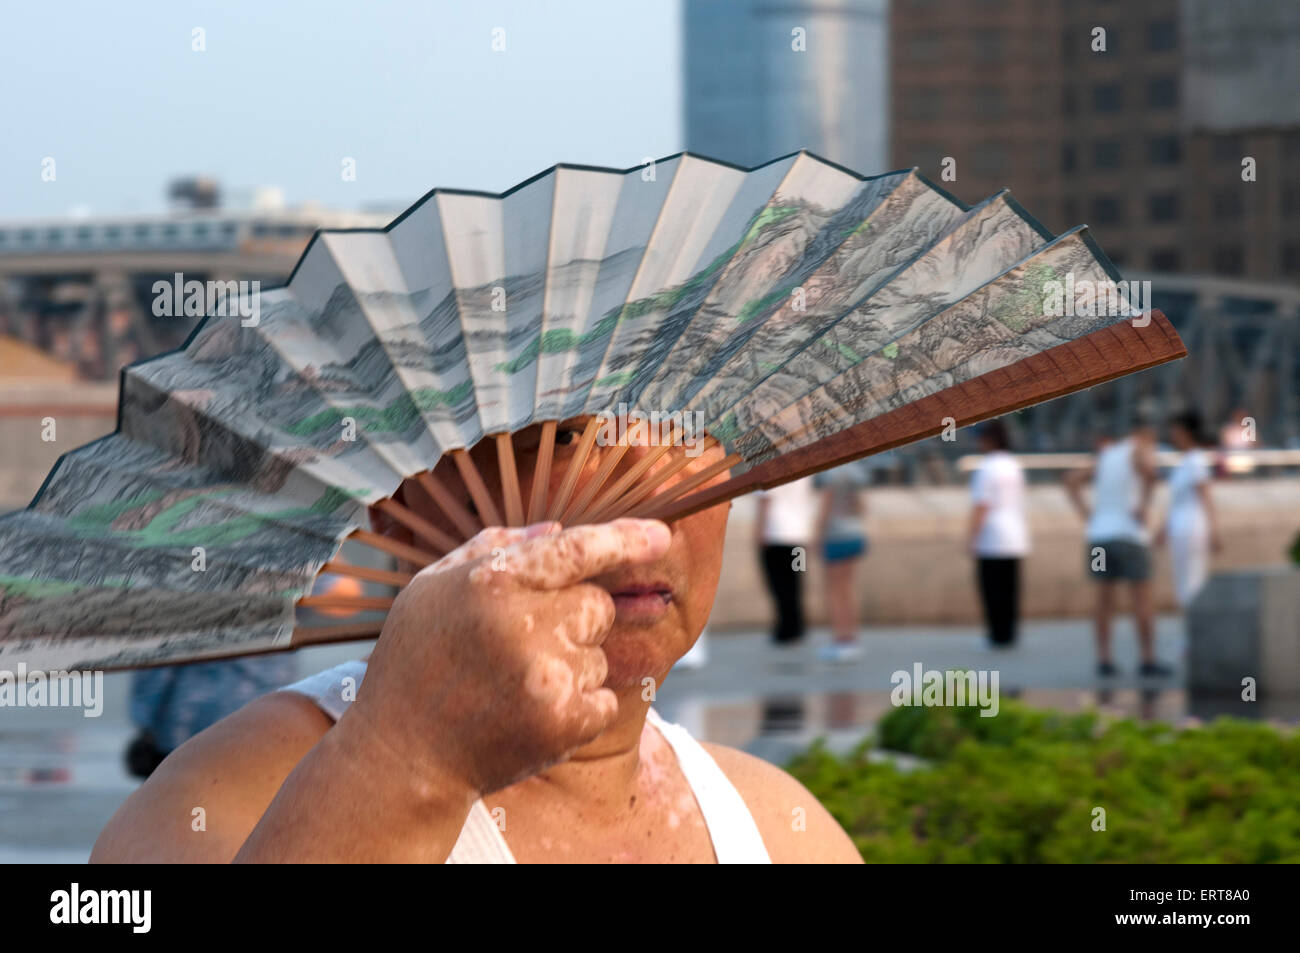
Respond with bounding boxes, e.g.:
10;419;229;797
0;151;1186;671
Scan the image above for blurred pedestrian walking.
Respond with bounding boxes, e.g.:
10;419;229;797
126;655;299;778
966;420;1028;648
756;476;816;646
1065;418;1169;678
1155;410;1220;608
814;460;871;662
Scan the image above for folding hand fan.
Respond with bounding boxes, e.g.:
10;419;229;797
0;152;1185;671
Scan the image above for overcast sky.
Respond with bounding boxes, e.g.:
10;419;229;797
0;0;682;219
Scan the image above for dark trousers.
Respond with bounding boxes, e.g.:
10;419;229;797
761;544;805;644
976;557;1021;646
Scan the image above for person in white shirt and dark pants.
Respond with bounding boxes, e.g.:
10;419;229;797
756;477;817;646
967;420;1029;648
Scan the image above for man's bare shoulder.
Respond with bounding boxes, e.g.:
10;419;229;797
90;691;332;863
700;741;863;864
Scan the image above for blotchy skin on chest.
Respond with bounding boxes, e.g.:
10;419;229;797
477;719;716;864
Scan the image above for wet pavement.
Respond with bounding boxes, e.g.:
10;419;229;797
654;615;1295;761
1;614;1285;863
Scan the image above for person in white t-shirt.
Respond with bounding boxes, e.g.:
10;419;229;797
966;420;1029;647
1065;420;1166;678
1154;411;1220;608
755;476;817;645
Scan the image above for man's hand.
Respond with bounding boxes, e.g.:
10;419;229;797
342;517;673;798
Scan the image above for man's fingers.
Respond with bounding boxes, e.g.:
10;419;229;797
499;519;672;590
573;645;609;692
572;686;619;738
427;521;559;574
562;585;616;646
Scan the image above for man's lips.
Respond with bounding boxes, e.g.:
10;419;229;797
607;583;674;619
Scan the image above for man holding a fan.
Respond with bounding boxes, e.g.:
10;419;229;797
91;426;863;864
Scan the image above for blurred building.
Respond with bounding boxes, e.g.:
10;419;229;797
678;0;1299;466
684;0;889;172
0;184;391;381
1016;274;1300;451
890;0;1300;283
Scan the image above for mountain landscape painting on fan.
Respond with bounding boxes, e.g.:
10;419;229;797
0;151;1186;671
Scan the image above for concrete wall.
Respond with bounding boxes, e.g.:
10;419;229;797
709;479;1300;627
1188;566;1300;697
0;384;117;509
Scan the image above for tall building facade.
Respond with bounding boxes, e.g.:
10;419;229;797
890;0;1300;283
684;0;889;173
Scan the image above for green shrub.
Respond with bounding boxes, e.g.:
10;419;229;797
786;701;1300;863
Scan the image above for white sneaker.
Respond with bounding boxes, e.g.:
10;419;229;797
817;642;863;663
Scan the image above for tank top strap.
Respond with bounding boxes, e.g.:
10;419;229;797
278;662;770;863
280;659;368;722
645;708;772;864
446;801;516;864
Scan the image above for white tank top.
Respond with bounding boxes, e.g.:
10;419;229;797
1086;438;1146;543
280;660;772;864
1166;449;1211;538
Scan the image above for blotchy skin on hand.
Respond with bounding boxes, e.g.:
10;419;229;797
93;497;865;863
230;518;674;863
343;518;673;797
95;433;864;864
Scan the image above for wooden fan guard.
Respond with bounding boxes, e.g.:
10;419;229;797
293;309;1186;646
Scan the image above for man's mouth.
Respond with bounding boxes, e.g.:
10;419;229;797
607;583;674;621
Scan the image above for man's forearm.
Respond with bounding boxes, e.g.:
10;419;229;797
234;716;476;863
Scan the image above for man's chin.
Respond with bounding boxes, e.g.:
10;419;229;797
601;625;688;693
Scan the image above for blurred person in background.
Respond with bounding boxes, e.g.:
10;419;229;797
755;476;817;647
966;419;1028;649
127;656;299;778
1217;405;1256;477
1065;419;1170;678
1154;410;1221;609
813;460;871;663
